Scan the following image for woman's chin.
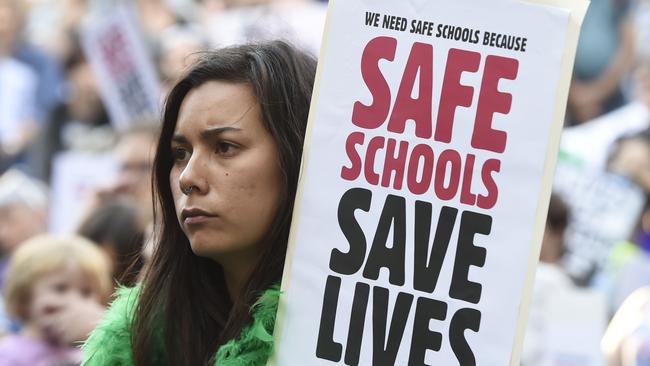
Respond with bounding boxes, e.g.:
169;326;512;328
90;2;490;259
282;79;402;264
187;235;222;259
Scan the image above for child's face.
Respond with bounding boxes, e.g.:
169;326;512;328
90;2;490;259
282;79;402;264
28;263;101;328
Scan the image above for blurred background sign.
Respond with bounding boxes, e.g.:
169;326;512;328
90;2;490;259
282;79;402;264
48;151;117;234
80;4;161;131
554;151;645;283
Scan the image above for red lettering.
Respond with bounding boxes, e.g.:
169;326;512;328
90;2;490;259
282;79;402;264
435;49;480;143
381;139;409;189
434;150;462;201
477;159;500;209
387;42;433;139
471;55;518;153
460;154;477;205
341;132;365;181
352;37;397;130
407;144;434;195
364;136;385;185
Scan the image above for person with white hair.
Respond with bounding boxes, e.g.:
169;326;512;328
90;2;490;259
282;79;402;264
0;169;48;290
0;169;48;335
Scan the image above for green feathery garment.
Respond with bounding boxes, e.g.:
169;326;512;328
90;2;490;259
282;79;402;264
82;285;280;366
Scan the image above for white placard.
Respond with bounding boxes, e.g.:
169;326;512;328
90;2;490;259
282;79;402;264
81;5;162;130
273;0;587;365
48;151;117;234
560;102;650;170
554;153;646;282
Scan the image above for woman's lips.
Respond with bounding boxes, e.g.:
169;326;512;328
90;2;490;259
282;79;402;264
181;208;217;225
184;215;216;225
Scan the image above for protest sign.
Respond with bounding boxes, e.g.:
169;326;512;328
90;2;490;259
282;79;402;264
560;102;650;170
48;151;117;234
554;151;646;283
81;4;161;130
272;0;588;364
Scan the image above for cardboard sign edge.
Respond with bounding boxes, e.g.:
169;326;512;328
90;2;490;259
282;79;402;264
508;1;589;365
267;0;339;364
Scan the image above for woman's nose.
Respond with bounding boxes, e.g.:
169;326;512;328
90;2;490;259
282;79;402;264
178;153;209;195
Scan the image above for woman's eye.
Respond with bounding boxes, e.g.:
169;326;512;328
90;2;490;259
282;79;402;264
172;147;190;162
216;142;237;156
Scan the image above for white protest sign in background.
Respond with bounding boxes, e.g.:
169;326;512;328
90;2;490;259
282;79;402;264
48;151;117;234
553;153;646;283
81;4;161;131
560;101;650;170
273;0;586;365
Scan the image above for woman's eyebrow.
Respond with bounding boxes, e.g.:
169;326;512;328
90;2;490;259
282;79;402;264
171;127;242;145
199;126;242;141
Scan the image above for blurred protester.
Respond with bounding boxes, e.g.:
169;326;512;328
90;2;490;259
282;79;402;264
523;194;607;365
36;40;112;182
539;193;571;266
78;199;146;287
0;170;48;290
0;0;38;173
89;122;158;225
522;194;573;364
198;0;327;55
603;287;650;366
157;24;208;94
634;0;650;66
0;0;64;125
636;57;650;109
135;0;186;56
0;55;37;173
601;130;650;312
0;235;111;365
28;0;90;61
608;129;650;193
568;0;636;124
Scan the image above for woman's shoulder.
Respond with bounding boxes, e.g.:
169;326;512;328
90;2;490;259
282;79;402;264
82;286;141;366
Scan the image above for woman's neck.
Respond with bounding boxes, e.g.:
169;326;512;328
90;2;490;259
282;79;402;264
219;251;258;300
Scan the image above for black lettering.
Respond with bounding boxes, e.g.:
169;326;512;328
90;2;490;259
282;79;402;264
408;297;448;366
316;275;343;362
372;286;414;366
344;282;370;366
414;203;458;293
449;211;490;304
363;195;406;285
450;308;481;366
331;188;372;275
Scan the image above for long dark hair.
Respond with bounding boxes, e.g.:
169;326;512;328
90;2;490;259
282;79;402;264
132;41;316;366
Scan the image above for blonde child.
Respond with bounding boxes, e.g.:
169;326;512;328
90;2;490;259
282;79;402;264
0;234;112;365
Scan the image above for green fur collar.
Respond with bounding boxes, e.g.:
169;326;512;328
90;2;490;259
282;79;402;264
82;284;281;366
215;284;280;365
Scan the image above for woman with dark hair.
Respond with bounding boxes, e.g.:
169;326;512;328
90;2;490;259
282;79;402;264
82;40;316;365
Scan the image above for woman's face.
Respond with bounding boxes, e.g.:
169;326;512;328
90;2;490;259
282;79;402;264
169;81;283;267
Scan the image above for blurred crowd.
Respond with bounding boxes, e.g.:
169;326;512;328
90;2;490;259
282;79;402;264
0;0;649;365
